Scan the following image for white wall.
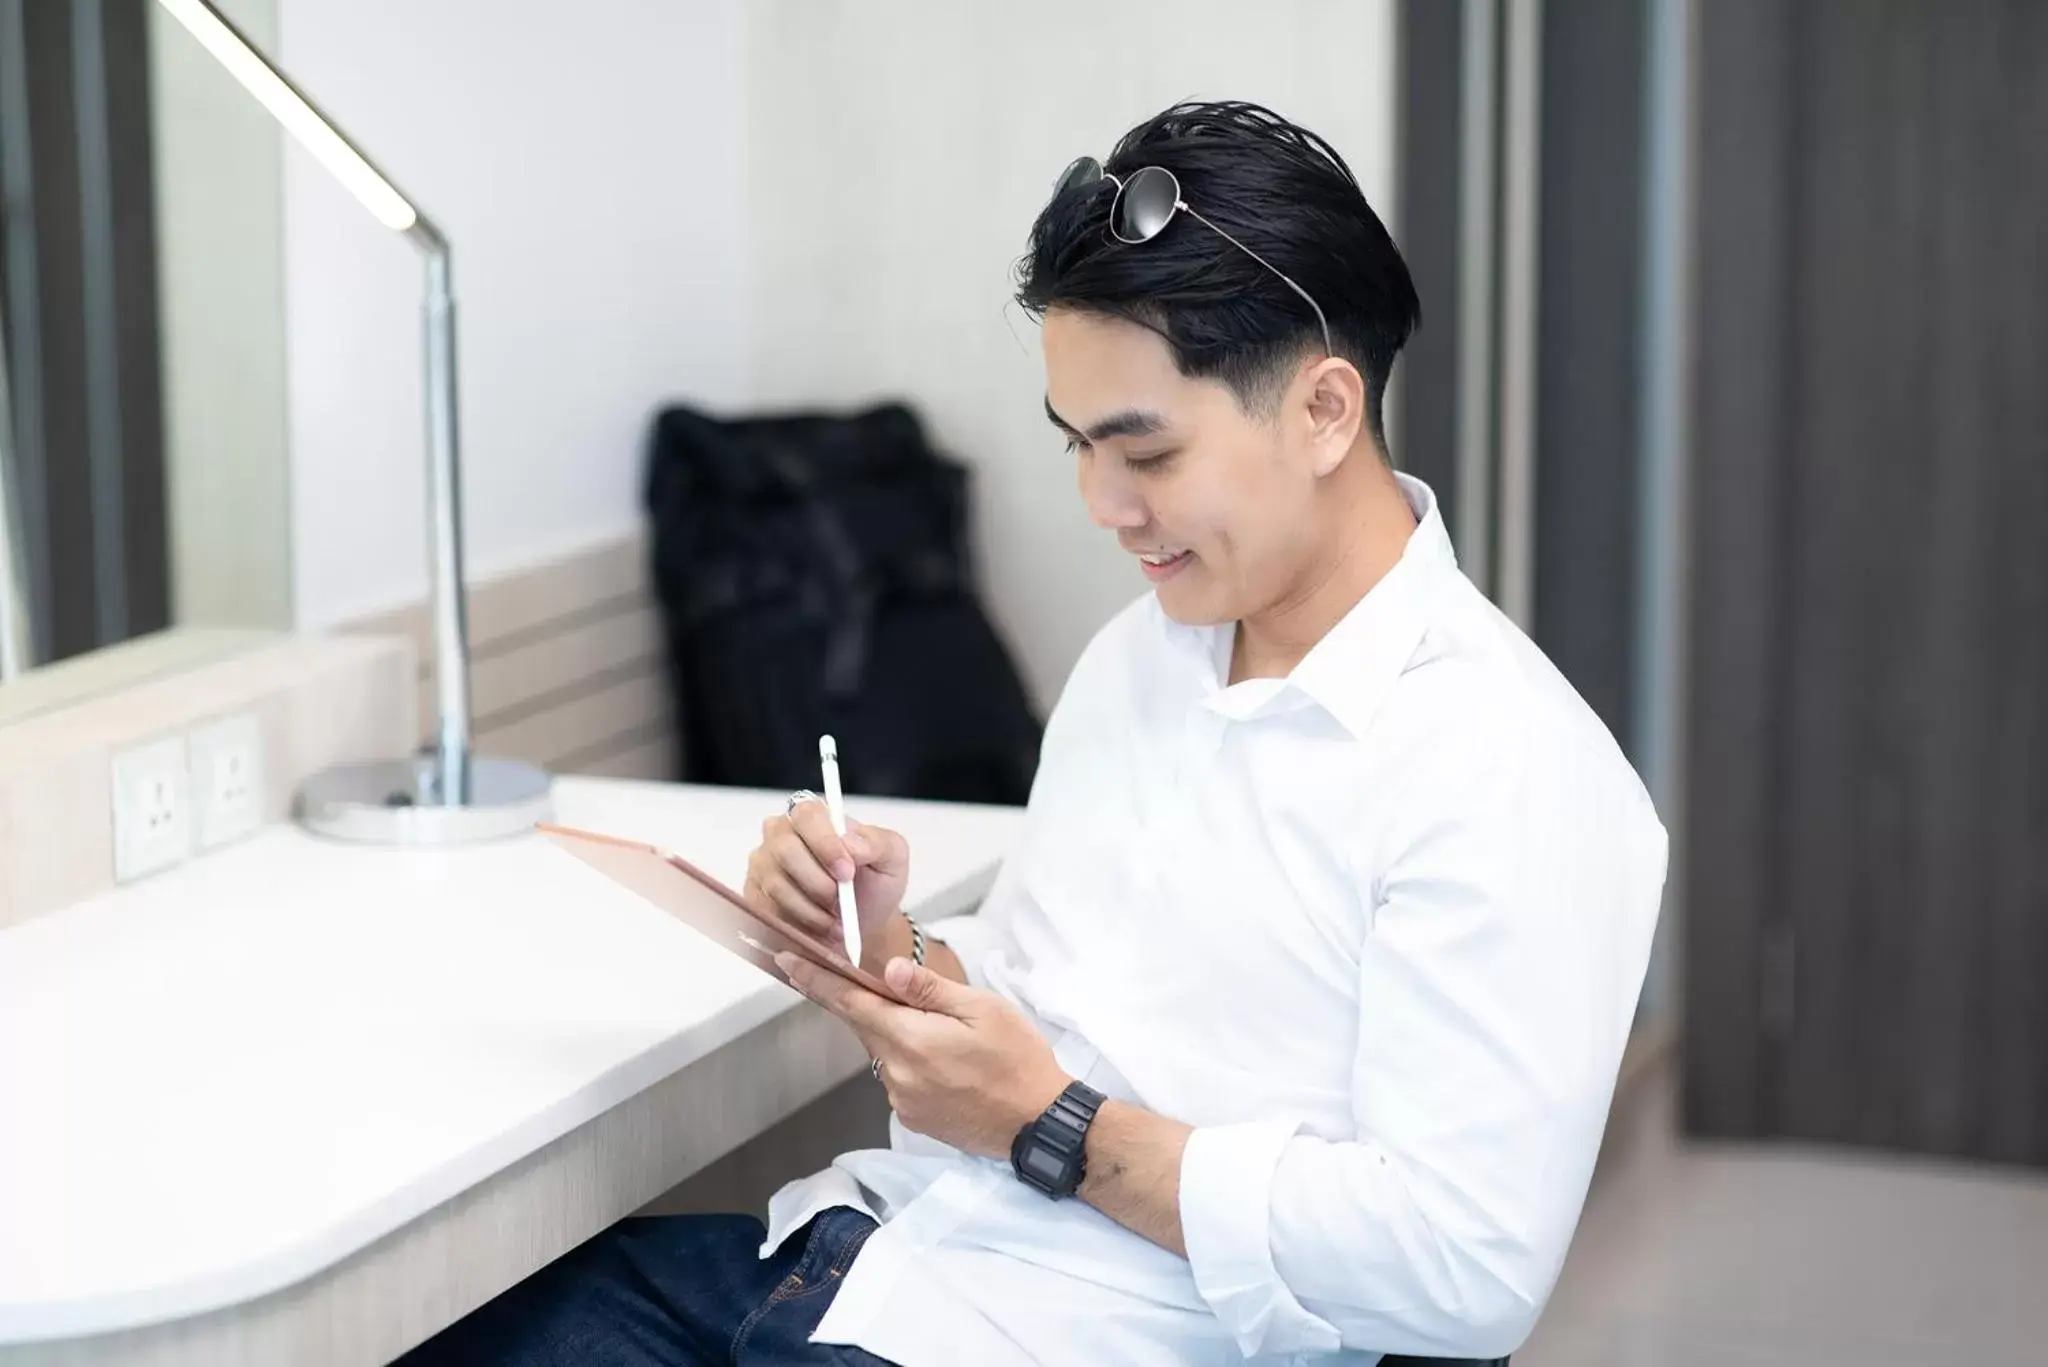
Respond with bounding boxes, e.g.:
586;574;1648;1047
149;0;293;631
279;0;749;630
744;0;1398;710
273;0;1397;708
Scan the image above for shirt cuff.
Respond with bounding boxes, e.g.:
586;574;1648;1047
1180;1118;1343;1358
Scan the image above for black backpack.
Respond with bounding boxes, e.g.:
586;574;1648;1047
643;402;1041;806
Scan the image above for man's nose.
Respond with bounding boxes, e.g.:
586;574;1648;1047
1079;459;1147;531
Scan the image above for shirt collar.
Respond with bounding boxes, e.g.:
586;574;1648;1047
1175;473;1457;740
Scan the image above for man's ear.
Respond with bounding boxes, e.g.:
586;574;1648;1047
1300;356;1368;477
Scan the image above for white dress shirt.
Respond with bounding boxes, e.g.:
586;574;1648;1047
761;475;1667;1365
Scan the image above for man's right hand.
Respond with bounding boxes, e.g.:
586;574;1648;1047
744;801;911;967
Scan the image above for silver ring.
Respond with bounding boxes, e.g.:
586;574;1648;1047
786;789;821;818
870;1057;883;1081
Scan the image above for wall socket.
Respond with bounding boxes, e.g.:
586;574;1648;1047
189;711;266;851
110;736;194;883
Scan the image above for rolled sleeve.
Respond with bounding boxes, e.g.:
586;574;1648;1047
921;911;1009;990
1179;1117;1343;1358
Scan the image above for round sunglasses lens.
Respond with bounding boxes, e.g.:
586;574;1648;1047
1114;166;1180;242
1054;155;1104;198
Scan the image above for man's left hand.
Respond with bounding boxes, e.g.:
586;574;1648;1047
776;952;1072;1160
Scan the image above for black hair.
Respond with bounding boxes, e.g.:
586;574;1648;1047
1016;100;1420;444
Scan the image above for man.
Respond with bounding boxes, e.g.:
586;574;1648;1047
405;100;1665;1366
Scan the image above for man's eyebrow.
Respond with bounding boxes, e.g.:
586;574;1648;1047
1043;397;1169;444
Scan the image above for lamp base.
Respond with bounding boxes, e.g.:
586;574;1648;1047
295;754;553;845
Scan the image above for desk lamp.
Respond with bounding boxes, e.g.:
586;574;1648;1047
157;0;551;842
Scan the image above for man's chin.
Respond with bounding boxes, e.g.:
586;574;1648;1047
1151;580;1231;628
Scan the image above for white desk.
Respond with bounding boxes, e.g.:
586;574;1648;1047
0;779;1024;1366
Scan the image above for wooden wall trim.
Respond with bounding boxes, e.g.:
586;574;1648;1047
347;532;677;784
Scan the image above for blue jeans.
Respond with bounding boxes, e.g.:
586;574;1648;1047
397;1207;895;1366
397;1206;1507;1366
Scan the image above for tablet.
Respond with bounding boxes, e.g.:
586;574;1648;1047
537;823;910;1005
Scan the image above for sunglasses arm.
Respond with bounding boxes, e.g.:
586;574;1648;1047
1178;204;1335;357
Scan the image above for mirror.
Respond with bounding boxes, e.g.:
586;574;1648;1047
0;0;290;724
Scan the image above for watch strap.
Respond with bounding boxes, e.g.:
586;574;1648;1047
1011;1080;1105;1198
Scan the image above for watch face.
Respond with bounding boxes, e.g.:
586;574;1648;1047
1022;1144;1067;1186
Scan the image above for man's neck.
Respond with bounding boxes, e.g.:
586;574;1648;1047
1230;461;1418;684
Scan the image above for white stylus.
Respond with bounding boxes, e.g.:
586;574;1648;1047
818;735;861;965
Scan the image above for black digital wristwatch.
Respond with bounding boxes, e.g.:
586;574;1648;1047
1010;1080;1106;1199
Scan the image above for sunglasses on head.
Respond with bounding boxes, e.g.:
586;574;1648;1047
1052;155;1333;357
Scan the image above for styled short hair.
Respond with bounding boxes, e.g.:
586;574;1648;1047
1016;100;1420;442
